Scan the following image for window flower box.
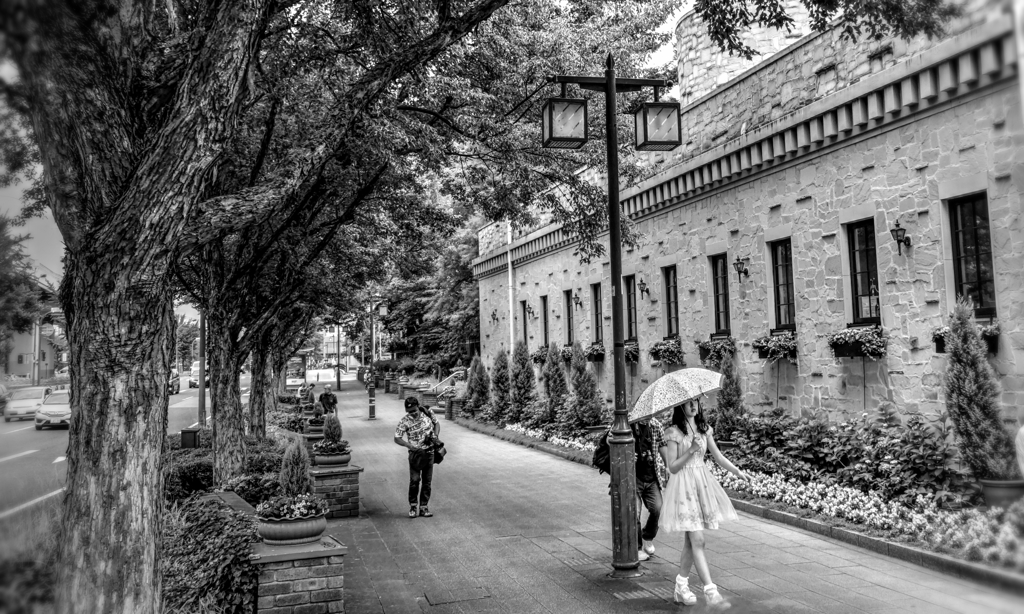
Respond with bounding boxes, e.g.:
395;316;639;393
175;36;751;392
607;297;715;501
624;341;639;364
530;347;547;365
697;335;736;367
826;325;887;359
933;321;999;355
585;343;605;362
560;344;574;362
752;330;797;361
649;337;684;365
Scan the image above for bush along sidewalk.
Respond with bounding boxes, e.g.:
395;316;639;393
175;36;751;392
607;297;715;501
452;416;595;466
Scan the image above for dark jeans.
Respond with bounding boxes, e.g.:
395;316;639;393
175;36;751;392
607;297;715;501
636;479;662;542
408;449;434;507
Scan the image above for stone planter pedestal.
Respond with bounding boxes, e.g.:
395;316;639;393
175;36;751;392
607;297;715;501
311;465;364;518
253;536;347;613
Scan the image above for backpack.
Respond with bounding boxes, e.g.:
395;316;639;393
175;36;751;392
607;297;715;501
592;429;611;474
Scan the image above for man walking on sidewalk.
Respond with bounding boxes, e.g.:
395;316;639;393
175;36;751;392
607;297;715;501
394;397;440;518
319;384;338;414
634;417;668;561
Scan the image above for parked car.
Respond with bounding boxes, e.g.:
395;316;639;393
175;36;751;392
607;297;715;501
188;372;209;388
168;369;180;395
5;387;50;422
35;390;71;430
55;366;69;375
0;383;8;415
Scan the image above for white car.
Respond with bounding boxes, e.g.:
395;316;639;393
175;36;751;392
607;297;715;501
35;390;71;430
5;387;50;422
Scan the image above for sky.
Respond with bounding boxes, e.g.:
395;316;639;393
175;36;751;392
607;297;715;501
1;2;689;324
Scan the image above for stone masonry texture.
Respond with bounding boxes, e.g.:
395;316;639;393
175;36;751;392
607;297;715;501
475;0;1024;424
257;555;345;614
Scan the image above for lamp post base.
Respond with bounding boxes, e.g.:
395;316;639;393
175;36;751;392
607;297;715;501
609;566;644;579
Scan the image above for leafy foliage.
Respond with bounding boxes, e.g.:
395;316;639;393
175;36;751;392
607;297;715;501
490;350;511;423
561;341;603;436
698;336;735;370
752;331;797;361
0;216;43;371
945;297;1020;480
256;494;329;520
510;341;535;424
324;413;343;443
465;355;491;414
220;473;282;507
162;498;258;614
624;341;639;363
278;439;313;497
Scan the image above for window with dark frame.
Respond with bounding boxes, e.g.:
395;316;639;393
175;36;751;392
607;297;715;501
663;265;679;337
950;193;997;318
624;275;638;340
772;239;796;330
564;290;574;343
847;219;880;324
710;254;731;334
520;300;528;345
591;283;603;343
541;295;549;346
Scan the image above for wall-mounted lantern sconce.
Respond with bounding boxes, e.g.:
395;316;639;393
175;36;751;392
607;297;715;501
525;303;536;318
637;278;650;299
490;309;499;324
733;256;749;284
572;291;583;309
890;220;911;256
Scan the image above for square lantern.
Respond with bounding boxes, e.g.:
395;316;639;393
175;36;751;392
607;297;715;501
634;102;682;151
541;97;588;149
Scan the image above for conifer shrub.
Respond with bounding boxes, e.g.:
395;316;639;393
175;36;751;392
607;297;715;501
945;297;1021;480
278;438;312;497
509;341;535;424
559;341;602;437
467;355;491;412
490;350;511;423
543;343;569;424
708;353;745;441
324;413;343;442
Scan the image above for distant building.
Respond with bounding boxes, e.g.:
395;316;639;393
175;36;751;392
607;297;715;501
474;0;1024;423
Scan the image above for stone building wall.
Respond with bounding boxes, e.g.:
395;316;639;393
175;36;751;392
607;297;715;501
476;3;1024;423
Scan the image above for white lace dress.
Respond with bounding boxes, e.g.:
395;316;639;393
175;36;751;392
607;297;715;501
658;426;738;532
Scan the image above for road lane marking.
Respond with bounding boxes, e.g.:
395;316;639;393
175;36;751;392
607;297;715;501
4;426;34;434
0;450;37;463
0;488;64;521
53;456;66;464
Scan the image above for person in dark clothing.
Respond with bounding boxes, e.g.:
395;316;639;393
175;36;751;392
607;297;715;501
634;417;669;561
393;397;440;518
319;384;338;413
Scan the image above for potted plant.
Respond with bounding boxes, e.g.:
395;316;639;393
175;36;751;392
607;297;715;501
697;336;735;369
312;413;351;467
623;341;639;364
979;319;1000;355
826;325;887;359
530;347;547;365
932;325;950;354
306;405;325;434
560;344;574;363
649;337;684;365
585;343;605;363
751;331;797;361
944;298;1023;508
256;439;327;545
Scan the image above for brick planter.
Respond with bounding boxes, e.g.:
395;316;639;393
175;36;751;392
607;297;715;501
253;537;347;613
421;391;439;407
311;465;364;518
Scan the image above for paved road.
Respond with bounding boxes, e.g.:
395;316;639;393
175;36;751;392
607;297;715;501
326;378;1024;614
0;375;249;519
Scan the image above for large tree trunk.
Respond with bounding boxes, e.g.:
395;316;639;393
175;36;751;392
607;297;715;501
249;335;276;438
57;255;174;612
207;307;246;484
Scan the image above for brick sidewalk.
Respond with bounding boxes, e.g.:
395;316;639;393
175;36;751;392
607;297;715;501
326;377;1024;614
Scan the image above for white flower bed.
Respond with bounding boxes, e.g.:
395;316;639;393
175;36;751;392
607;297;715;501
503;423;596;452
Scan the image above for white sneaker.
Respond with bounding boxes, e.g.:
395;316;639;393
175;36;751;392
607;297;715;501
642;540;656;555
704;584;730;608
637;549;650;562
674;575;696;605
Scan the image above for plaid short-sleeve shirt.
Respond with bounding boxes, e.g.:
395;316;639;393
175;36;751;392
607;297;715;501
395;411;437;449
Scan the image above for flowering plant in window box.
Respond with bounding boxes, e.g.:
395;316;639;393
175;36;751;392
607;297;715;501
530;347;548;365
649;337;684;365
933;319;999;355
751;331;797;361
256;493;329;521
827;325;887;359
624;341;639;363
585;343;605;362
697;336;736;369
560;344;574;362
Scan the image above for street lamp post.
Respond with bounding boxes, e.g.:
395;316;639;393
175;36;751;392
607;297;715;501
542;55;678;576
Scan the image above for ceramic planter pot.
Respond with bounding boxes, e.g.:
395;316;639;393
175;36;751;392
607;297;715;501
258;515;327;546
979;479;1024;509
315;453;351;467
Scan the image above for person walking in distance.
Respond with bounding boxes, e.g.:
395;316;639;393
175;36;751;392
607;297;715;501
660;399;749;607
393;397;440;518
634;417;669;562
319;384;338;414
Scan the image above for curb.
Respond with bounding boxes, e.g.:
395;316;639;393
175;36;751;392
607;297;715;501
451;415;1024;594
450;417;593;466
730;498;1024;594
